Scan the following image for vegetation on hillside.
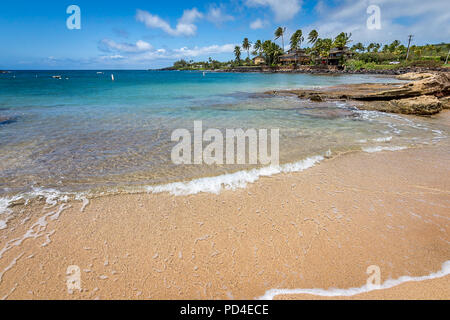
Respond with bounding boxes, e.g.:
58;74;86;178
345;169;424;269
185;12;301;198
168;27;450;71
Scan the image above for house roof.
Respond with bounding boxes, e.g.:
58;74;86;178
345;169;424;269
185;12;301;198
329;46;351;53
280;51;310;60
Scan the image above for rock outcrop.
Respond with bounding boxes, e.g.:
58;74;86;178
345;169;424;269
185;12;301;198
439;96;450;109
268;72;450;116
388;96;442;115
395;72;434;81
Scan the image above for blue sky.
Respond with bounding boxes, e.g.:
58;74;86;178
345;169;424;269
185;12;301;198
0;0;449;69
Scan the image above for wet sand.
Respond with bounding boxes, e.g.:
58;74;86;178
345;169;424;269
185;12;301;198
274;275;450;300
0;113;449;300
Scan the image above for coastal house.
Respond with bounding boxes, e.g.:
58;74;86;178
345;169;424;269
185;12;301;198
253;56;265;65
327;47;353;65
279;49;311;65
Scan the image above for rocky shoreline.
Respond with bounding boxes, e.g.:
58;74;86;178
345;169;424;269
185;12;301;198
267;72;450;116
158;65;450;75
178;66;450;76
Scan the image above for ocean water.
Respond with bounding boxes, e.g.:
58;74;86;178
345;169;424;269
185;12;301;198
0;70;447;201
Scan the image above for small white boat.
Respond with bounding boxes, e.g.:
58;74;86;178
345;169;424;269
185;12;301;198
111;74;115;81
97;72;104;74
52;75;62;79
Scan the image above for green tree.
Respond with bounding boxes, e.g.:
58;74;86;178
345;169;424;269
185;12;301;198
367;43;376;52
388;40;401;53
308;29;319;45
290;29;304;50
351;42;365;53
254;40;263;56
374;43;381;52
333;32;352;48
313;38;333;59
242;38;251;59
234;46;241;63
395;45;407;56
262;40;283;66
275;27;286;52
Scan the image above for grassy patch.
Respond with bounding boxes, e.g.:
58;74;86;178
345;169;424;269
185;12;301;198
345;60;399;71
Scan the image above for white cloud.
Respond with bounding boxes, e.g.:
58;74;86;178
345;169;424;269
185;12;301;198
99;55;125;61
99;39;153;53
307;0;450;45
98;39;236;62
245;0;302;22
172;44;236;58
250;18;265;30
136;8;203;36
206;6;234;25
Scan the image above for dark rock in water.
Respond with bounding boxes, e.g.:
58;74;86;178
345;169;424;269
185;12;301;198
0;116;17;125
309;94;324;102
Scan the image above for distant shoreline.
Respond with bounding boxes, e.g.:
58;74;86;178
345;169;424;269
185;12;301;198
158;66;449;76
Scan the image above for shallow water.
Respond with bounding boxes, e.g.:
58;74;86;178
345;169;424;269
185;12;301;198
0;71;447;199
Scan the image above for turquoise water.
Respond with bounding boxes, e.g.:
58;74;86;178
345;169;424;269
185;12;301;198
0;71;445;197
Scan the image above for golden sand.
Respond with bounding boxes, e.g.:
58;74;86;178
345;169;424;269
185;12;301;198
0;113;449;300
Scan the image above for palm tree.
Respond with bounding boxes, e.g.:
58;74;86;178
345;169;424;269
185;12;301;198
262;40;283;66
333;32;352;48
234;46;241;63
388;40;401;53
367;43;376;52
313;38;333;59
242;38;251;60
290;29;304;51
254;40;263;56
351;42;365;53
374;43;381;52
308;30;319;45
274;27;286;52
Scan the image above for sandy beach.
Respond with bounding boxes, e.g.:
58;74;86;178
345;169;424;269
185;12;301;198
0;111;449;300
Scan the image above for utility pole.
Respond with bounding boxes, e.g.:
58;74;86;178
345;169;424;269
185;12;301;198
406;35;413;60
446;49;450;65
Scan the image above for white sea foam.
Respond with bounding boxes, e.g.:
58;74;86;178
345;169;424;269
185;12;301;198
373;136;393;143
362;146;407;153
0;188;70;230
258;260;450;300
29;187;69;207
0;195;24;230
147;155;325;196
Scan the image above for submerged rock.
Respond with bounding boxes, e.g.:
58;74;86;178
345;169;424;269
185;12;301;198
0;116;16;125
